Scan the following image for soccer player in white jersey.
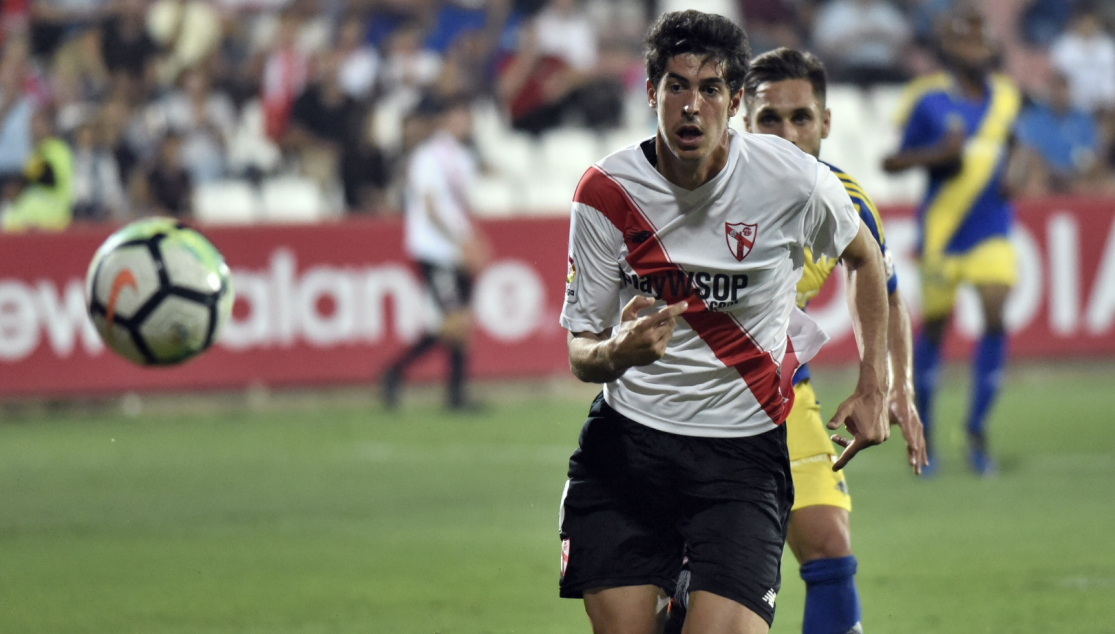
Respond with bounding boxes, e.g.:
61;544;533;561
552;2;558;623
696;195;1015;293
381;94;489;410
557;11;892;634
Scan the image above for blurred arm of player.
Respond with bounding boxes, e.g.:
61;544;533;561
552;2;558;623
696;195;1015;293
884;286;928;474
828;221;891;471
567;297;689;384
881;121;965;173
423;193;492;274
843;257;926;475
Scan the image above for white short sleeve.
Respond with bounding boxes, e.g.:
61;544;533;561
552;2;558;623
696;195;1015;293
559;202;623;334
801;163;860;261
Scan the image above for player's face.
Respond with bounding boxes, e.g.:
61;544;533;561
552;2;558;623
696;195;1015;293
941;16;994;76
648;53;742;163
745;79;830;159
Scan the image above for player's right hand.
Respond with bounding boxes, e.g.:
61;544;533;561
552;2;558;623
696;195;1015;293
827;387;890;471
609;296;688;368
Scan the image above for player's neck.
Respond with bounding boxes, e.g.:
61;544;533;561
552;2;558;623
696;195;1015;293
654;131;731;191
951;69;987;101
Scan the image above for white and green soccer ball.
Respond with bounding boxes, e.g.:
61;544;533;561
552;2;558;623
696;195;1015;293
85;218;234;366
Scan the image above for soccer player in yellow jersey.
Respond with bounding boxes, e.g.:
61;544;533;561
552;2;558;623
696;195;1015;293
883;9;1022;476
665;46;925;634
743;47;926;634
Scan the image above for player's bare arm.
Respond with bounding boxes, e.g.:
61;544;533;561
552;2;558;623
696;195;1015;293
827;221;890;470
882;127;964;173
886;287;928;474
568;296;689;383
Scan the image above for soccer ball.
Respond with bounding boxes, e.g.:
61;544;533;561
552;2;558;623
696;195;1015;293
85;218;234;366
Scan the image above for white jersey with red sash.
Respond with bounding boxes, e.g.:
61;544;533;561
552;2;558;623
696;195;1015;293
560;130;859;438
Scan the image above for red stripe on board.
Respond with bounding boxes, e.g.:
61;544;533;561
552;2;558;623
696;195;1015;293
574;166;792;423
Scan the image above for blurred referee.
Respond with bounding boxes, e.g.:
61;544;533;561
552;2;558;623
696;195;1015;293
381;93;490;411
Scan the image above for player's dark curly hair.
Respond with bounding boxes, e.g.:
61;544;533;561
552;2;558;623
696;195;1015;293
743;47;828;110
645;10;751;95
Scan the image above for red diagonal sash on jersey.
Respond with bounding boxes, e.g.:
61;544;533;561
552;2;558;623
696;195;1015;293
574;166;794;424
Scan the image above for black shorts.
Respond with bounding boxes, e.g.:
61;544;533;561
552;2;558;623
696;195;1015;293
558;394;794;625
417;261;472;313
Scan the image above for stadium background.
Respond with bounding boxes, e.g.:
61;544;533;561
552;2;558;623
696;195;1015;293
2;0;1114;632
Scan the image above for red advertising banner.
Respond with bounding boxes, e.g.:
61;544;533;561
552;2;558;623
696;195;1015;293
0;218;572;397
809;197;1115;362
2;198;1114;397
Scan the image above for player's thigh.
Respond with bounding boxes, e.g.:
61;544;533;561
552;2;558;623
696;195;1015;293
583;585;667;634
786;381;852;514
960;237;1017;290
919;256;961;321
683;590;770;634
679;425;793;628
559;395;685;602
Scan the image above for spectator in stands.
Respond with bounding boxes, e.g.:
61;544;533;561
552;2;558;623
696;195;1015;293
378;20;443;110
50;25;110;117
28;0;103;61
1015;71;1107;196
1020;0;1076;47
336;14;380;101
1050;5;1115;117
71;116;128;221
155;67;237;183
131;130;191;218
95;95;138;184
812;0;913;85
496;0;623;134
740;0;805;54
146;0;222;87
0;36;35;187
1;106;74;232
99;0;159;99
286;52;383;211
260;10;309;141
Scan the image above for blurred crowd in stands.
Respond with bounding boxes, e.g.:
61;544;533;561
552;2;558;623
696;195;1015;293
1;0;1114;229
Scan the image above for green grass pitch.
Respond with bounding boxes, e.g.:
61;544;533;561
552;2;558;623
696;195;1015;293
2;364;1114;633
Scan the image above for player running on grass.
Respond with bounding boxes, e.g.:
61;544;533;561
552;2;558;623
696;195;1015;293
666;47;929;634
882;8;1023;475
557;11;892;634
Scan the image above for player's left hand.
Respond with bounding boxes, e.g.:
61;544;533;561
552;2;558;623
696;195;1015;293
827;388;889;471
888;387;928;476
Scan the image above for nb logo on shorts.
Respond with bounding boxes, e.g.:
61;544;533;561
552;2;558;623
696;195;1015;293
762;588;776;608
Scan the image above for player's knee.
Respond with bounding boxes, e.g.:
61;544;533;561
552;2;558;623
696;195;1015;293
800;529;853;563
791;507;853;563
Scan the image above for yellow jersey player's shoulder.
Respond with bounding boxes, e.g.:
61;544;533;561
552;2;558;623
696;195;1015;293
990;72;1023;115
892;71;953;127
826;163;886;247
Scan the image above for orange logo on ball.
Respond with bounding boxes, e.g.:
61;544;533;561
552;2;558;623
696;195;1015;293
106;269;137;324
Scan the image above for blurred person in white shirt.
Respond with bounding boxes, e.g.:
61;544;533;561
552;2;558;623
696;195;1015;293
381;93;490;411
336;14;380;100
154;67;237;183
1050;6;1115;115
812;0;912;85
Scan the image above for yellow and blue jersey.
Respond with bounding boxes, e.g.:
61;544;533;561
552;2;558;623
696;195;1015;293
793;162;896;385
894;72;1021;259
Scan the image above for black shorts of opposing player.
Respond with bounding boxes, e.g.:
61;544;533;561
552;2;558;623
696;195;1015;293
418;261;472;313
558;394;794;625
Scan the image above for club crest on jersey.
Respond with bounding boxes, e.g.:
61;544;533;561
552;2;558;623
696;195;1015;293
725;222;757;261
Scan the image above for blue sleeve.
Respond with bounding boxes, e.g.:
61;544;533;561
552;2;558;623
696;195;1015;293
849;192;899;294
1014;108;1041;149
1079;111;1100;151
900;95;948;151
